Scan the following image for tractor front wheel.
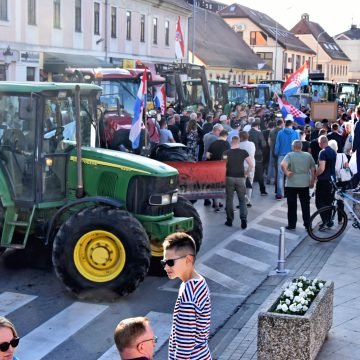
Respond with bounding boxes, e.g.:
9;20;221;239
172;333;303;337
52;206;151;300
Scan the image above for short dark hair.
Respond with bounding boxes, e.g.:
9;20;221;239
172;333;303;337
219;129;228;137
114;317;149;353
285;120;293;127
163;232;196;254
331;123;339;131
276;119;284;126
239;131;249;141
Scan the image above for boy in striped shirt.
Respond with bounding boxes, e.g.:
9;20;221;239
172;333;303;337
162;232;212;360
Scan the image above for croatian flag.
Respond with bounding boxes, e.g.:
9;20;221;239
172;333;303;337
275;94;312;126
175;16;185;59
153;84;166;115
129;69;147;149
282;61;309;97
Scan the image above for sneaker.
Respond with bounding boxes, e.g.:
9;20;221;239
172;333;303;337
326;220;334;228
261;191;268;196
285;226;296;231
247;203;252;208
204;199;211;206
218;202;224;208
241;219;247;229
214;208;221;213
319;223;327;232
275;195;283;201
224;220;232;227
352;187;360;194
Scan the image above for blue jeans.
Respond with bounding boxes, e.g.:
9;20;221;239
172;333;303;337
225;177;247;223
276;155;285;197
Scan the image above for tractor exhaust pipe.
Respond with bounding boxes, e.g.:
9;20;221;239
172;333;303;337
75;85;84;198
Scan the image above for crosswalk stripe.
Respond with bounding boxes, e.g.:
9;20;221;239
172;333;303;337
196;263;244;290
253;224;299;240
236;235;278;254
218;248;271;272
16;302;108;360
0;292;37;316
97;311;172;360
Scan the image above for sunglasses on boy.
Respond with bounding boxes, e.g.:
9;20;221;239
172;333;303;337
161;254;194;268
0;337;20;352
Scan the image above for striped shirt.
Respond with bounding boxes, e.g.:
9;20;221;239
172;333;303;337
168;276;212;360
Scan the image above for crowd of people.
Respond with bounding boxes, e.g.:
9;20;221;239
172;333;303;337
2;102;359;360
152;100;360;230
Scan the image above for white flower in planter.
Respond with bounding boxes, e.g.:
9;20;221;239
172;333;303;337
273;276;326;316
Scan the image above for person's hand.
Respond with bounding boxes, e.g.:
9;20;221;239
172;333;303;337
286;170;294;177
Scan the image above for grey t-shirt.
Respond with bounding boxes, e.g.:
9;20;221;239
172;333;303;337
283;151;315;187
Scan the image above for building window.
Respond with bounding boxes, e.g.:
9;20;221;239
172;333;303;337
0;0;7;20
250;31;267;46
140;14;145;42
126;11;131;40
27;67;35;81
94;2;99;35
28;0;36;25
75;0;81;32
0;65;6;81
165;20;170;46
256;52;273;70
53;0;60;28
153;17;158;45
111;7;116;38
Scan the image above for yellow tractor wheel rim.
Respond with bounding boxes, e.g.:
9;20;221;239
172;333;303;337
74;230;126;283
151;241;164;257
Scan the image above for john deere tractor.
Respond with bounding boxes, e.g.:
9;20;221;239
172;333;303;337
0;82;202;299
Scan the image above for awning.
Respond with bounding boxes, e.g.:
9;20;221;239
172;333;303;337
43;52;114;73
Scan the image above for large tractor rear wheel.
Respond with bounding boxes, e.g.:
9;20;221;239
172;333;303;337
52;206;151;300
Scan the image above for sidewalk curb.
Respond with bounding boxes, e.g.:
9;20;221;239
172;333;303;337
210;231;341;359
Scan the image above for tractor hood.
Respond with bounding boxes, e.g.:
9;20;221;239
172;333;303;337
75;147;179;176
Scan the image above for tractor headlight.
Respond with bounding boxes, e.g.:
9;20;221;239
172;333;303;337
149;191;178;206
171;192;178;204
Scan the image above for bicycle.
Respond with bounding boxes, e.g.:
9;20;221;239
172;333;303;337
308;182;360;242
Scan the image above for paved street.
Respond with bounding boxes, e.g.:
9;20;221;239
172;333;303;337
0;188;314;360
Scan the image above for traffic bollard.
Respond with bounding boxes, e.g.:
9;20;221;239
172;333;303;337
276;226;287;274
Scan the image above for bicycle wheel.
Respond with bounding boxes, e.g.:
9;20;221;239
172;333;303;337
308;205;348;242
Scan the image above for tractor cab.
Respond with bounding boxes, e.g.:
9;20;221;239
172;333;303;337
0;82;100;205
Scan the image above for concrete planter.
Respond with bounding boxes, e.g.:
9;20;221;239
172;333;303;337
257;281;334;360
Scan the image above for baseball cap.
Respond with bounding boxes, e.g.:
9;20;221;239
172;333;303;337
285;114;294;121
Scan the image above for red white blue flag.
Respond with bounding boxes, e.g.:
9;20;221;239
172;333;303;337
282;61;309;97
153;84;166;115
275;94;312;126
175;16;185;59
129;69;147;149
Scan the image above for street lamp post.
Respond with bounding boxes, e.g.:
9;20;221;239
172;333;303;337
316;31;326;72
3;46;13;81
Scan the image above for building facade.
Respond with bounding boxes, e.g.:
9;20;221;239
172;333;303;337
334;24;360;82
291;14;351;82
0;0;191;81
218;4;315;81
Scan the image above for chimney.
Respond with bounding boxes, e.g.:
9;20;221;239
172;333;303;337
301;13;310;21
351;24;357;30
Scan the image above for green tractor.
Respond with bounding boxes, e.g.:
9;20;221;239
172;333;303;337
0;82;202;299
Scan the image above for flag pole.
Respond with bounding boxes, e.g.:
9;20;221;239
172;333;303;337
143;71;148;150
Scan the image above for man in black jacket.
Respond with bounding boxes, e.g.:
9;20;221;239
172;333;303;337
248;119;268;195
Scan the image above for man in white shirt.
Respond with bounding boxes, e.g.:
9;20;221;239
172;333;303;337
239;131;256;207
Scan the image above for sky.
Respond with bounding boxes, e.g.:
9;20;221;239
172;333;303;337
220;0;359;36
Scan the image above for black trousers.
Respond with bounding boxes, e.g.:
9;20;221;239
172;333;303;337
286;187;310;228
315;180;335;224
254;161;266;193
